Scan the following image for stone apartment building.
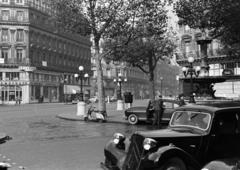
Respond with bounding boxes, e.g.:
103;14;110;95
0;0;91;104
176;25;240;98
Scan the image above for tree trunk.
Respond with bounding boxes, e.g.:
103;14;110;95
149;55;155;100
94;40;106;113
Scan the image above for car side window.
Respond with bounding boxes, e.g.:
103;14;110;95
164;102;173;109
173;103;180;108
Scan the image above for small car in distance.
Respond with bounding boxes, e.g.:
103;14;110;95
124;99;183;125
101;101;240;170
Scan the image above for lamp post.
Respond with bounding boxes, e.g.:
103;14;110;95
74;65;89;117
160;77;163;97
113;72;127;110
182;56;201;103
60;73;68;103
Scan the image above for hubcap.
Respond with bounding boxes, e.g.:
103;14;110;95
130;116;136;121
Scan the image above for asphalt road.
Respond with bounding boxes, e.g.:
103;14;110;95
0;102;151;170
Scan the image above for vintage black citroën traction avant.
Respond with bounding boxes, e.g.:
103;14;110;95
101;101;240;170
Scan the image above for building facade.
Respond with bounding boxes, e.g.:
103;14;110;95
90;59;150;100
176;25;240;99
0;0;91;104
91;57;180;100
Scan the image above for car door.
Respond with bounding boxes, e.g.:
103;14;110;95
206;110;240;162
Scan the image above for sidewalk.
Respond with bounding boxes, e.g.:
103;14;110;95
57;99;149;123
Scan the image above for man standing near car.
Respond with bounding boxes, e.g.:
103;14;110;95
152;99;164;128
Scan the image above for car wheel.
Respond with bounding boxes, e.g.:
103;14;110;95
158;157;186;170
128;114;138;125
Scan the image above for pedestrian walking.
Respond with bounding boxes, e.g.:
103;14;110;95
15;97;21;105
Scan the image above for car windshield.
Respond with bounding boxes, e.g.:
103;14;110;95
169;111;211;131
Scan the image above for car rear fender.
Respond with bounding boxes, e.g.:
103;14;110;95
148;144;201;169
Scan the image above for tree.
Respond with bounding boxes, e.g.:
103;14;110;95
175;0;240;53
53;0;143;113
103;1;176;99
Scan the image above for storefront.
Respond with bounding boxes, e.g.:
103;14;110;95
0;81;27;104
30;84;59;103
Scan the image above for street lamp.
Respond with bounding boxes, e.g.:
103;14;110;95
74;66;89;101
160;77;163;97
113;72;127;110
182;56;201;103
74;65;89;117
60;73;68;103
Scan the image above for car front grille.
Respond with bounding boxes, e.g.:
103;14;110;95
122;134;145;170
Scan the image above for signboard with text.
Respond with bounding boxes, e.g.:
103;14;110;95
222;69;234;76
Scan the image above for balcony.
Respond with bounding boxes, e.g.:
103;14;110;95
0;58;30;66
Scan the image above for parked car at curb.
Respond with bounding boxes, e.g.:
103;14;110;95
101;101;240;170
124;99;184;125
202;158;240;170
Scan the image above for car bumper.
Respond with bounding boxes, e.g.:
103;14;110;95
100;161;119;170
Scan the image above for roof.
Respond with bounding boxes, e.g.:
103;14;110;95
175;101;240;115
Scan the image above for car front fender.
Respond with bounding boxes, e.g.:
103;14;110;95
104;139;128;169
147;144;200;169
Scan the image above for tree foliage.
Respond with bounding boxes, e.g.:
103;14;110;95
103;1;176;99
52;0;151;111
175;0;240;52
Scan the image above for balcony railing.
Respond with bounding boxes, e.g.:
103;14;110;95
0;58;30;65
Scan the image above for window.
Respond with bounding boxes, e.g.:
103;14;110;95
15;0;23;4
2;0;9;4
0;72;2;80
1;49;8;63
16;29;24;42
1;29;9;41
16;49;23;62
16;11;24;21
185;42;191;53
2;10;10;20
209;64;221;76
5;72;19;80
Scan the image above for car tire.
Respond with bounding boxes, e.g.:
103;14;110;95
158;157;186;170
128;114;138;125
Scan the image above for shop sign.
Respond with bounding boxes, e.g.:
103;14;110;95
222;69;234;76
0;58;4;64
19;66;36;72
42;61;47;67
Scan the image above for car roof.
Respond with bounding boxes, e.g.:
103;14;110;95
175;101;240;115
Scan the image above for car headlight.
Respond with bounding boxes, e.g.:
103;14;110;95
201;169;209;170
113;133;125;144
143;138;157;151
